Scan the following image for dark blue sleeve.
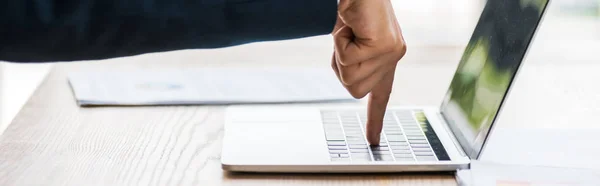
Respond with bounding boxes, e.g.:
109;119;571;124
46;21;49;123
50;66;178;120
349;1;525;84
0;0;337;62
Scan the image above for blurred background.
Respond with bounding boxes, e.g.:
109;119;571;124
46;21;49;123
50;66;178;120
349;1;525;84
1;0;599;134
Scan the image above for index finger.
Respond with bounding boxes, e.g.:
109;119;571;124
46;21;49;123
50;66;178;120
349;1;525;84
365;68;396;145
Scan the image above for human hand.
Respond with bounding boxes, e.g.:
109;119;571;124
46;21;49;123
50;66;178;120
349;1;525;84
331;0;407;145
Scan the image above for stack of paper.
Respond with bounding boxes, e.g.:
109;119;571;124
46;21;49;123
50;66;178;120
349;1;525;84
67;68;355;106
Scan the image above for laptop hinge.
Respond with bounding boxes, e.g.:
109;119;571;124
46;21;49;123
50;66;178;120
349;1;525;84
437;112;468;158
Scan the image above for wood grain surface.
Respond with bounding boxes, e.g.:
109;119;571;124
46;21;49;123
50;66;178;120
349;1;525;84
1;3;599;184
0;42;464;186
1;31;598;185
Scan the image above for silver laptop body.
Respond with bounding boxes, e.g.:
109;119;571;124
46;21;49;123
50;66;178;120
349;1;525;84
221;0;550;173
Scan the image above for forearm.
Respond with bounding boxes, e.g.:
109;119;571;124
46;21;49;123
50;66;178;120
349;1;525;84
0;0;337;63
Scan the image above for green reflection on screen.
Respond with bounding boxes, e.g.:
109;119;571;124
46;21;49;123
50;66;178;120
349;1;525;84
441;0;549;155
449;37;511;131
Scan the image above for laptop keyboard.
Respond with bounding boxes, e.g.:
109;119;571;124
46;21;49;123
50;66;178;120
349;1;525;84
321;109;450;162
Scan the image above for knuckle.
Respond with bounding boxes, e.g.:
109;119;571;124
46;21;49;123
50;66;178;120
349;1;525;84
338;67;359;85
392;40;407;61
340;75;357;86
398;40;407;56
337;54;352;66
347;86;369;99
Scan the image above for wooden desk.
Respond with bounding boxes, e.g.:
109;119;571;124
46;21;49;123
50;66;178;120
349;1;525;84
0;32;597;185
0;39;463;186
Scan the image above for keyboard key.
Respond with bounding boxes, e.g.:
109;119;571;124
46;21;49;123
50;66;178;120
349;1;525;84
328;146;347;150
402;124;420;127
371;146;390;151
340;154;350;158
326;136;345;141
404;132;422;135
383;123;397;127
376;143;388;147
412;148;432;152
326;134;344;139
349;145;368;149
390;146;410;150
331;154;340;158
386;135;406;141
383;126;402;132
346;137;363;141
416;156;438;161
325;132;343;136
350;149;369;153
411;144;430;148
409;140;429;144
329;150;348;154
345;132;362;136
385;131;403;135
389;141;409;146
344;129;362;132
394;153;414;158
327;141;346;146
372;151;391;155
403;130;422;134
387;138;408;145
407;136;426;140
392;150;412;154
347;141;367;145
345;135;362;138
415;151;434;156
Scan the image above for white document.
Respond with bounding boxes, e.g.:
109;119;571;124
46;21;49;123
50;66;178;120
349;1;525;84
67;68;355;106
456;128;600;186
456;160;600;186
481;128;600;171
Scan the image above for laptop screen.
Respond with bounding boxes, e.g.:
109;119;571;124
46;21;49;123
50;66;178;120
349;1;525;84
440;0;549;159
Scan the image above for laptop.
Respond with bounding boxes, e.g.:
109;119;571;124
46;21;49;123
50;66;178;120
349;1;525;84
221;0;550;173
